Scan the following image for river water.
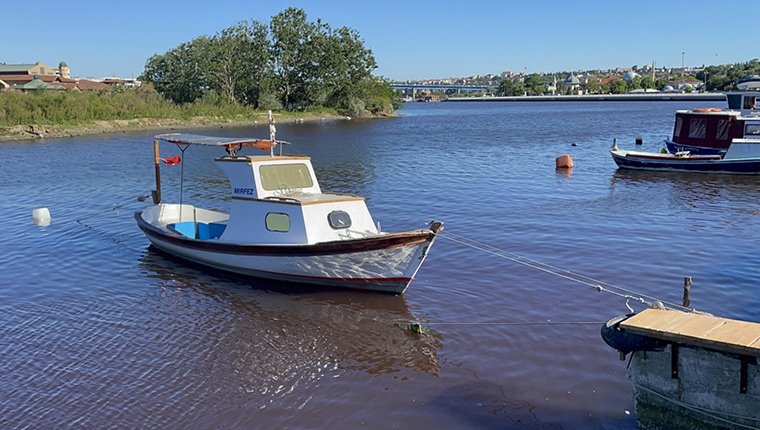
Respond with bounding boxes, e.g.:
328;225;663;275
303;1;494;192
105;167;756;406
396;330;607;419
2;101;759;429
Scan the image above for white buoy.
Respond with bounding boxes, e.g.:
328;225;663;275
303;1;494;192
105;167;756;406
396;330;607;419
33;207;51;226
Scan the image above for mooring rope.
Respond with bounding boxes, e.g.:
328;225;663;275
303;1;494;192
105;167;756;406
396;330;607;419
397;320;604;327
75;193;150;225
434;230;699;313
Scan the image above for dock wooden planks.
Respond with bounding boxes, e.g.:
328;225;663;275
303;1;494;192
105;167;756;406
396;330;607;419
620;309;760;357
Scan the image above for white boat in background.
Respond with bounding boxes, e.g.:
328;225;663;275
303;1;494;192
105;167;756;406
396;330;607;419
135;114;442;294
736;75;760;91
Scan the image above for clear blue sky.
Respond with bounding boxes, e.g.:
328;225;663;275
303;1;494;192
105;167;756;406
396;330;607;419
1;0;756;80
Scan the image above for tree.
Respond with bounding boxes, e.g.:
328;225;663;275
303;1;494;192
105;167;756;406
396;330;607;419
611;79;627;94
141;7;394;114
202;21;272;105
320;26;377;111
269;8;322;109
498;79;525;96
640;76;655;90
524;74;545;96
142;40;207;104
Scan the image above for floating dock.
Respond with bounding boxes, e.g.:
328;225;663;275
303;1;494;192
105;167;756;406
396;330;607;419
606;309;760;429
446;93;726;102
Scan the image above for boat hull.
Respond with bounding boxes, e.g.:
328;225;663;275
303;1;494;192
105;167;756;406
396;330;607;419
665;139;727;156
610;150;760;175
135;212;440;294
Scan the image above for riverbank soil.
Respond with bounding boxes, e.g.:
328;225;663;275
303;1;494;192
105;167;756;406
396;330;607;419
0;111;396;142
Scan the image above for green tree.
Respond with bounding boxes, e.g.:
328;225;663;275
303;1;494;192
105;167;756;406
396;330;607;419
498;79;525;96
321;26;377;111
142;40;207;104
524;74;545;96
611;79;627;94
141;7;394;114
269;8;322;109
202;21;272;106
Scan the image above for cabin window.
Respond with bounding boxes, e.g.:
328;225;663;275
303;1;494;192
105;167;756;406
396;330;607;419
328;211;352;230
746;123;760;136
259;164;314;191
716;120;730;140
744;96;756;110
265;213;290;232
674;117;683;136
688;118;706;139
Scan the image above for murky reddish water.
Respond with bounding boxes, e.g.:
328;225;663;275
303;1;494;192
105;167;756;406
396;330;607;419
2;101;758;429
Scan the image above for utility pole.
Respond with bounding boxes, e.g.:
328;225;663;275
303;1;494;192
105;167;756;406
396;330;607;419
681;51;685;69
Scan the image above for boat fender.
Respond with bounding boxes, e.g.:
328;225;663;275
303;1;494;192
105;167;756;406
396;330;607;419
555;154;573;169
32;207;51;226
601;314;666;356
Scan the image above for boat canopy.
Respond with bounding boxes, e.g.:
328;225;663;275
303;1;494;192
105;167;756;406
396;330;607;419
155;133;288;147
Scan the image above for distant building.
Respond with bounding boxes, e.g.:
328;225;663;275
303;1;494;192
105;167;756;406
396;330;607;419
12;76;66;92
0;61;116;91
75;79;109;91
0;62;57;76
623;71;639;83
58;61;70;79
564;74;581;95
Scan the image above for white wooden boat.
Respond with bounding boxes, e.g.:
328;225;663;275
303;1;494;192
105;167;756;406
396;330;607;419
135;118;442;294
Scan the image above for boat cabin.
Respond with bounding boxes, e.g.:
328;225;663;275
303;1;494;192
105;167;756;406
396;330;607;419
150;133;380;246
670;92;760;153
213;155;379;245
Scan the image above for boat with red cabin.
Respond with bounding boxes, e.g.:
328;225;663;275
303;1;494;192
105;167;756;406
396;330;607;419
665;92;760;155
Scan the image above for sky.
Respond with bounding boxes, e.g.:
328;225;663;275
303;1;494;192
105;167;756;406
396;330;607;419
1;0;757;81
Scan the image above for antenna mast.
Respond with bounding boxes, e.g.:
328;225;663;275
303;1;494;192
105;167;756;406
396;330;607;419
268;110;277;157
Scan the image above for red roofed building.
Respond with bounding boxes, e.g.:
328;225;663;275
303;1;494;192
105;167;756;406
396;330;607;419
75;79;108;91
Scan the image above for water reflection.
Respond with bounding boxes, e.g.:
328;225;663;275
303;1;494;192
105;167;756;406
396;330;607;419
139;247;442;376
609;169;760;205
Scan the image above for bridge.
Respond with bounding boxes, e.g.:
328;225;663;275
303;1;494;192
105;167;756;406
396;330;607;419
390;83;490;98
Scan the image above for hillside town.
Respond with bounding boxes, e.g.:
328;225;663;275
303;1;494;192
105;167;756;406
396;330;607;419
0;61;139;92
397;62;745;98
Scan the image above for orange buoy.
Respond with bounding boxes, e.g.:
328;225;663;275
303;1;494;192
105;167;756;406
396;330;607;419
555;154;574;169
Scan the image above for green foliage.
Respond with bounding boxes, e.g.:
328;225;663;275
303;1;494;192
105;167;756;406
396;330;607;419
140;8;393;116
523;74;546;96
0;86;255;126
498;79;525;96
697;59;760;91
611;80;627;94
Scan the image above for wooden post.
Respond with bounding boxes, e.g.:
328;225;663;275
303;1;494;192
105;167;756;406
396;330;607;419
682;276;692;307
152;138;161;204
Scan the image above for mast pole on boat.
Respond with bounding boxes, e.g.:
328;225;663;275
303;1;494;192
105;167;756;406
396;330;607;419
268;110;277;157
152;137;162;204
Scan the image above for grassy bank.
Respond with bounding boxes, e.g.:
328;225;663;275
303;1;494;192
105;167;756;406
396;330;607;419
0;88;362;141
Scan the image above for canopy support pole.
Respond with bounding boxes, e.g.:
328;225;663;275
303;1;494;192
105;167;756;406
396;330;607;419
152;138;162;204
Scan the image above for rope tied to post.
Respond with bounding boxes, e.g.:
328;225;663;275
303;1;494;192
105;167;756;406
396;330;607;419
431;229;702;314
